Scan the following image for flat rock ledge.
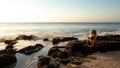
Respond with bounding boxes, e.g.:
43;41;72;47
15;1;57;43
18;44;44;55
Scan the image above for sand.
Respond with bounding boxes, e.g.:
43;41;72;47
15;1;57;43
81;51;120;68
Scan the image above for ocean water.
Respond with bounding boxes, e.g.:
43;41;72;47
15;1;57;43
0;22;120;36
0;22;120;68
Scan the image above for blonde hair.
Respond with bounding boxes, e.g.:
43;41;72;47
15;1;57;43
89;30;97;35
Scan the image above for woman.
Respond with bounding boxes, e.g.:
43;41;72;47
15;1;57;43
87;30;97;47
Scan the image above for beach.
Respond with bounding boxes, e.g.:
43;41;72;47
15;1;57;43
0;23;120;68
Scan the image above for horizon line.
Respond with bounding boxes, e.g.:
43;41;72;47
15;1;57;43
0;22;120;24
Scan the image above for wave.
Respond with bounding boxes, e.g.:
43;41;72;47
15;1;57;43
0;30;120;41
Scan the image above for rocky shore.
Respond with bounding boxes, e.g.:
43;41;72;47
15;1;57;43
37;35;120;68
0;35;43;67
0;34;120;68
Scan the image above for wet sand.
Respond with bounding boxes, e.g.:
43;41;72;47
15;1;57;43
81;51;120;68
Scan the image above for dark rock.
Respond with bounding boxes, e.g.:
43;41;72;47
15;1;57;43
91;41;120;53
43;38;49;41
52;37;61;44
50;50;70;59
47;47;60;57
61;37;78;41
5;40;17;50
18;44;44;55
52;37;78;44
37;56;50;68
57;51;70;59
5;45;14;49
51;50;61;58
37;56;59;68
64;41;85;55
60;59;70;65
38;35;120;68
0;49;16;55
0;49;17;67
5;40;17;51
47;64;58;68
65;40;120;55
97;35;120;41
15;35;35;40
0;54;17;67
47;47;71;65
5;40;17;45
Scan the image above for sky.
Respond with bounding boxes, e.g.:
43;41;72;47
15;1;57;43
0;0;120;22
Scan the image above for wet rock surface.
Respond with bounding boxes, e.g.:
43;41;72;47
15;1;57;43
65;40;86;55
18;44;44;55
38;35;120;68
48;47;70;59
97;35;120;41
15;35;35;40
5;40;17;45
65;40;120;55
1;34;120;68
43;38;49;41
0;49;17;67
52;37;78;44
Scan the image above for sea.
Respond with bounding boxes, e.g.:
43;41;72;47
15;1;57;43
0;22;120;36
0;22;120;68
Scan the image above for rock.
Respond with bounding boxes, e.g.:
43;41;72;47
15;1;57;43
5;45;14;49
52;37;78;44
0;54;17;67
91;41;120;53
97;35;120;41
49;50;70;59
47;47;71;65
64;40;85;55
5;40;17;45
37;56;59;68
0;49;16;55
5;40;17;50
58;51;70;59
37;56;50;68
60;59;70;65
47;47;60;57
38;35;120;68
18;44;44;55
0;49;17;67
15;35;35;40
51;50;62;58
52;37;61;44
48;47;70;58
65;40;120;55
43;38;49;41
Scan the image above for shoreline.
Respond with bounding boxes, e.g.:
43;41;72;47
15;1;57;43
0;29;120;41
0;34;120;68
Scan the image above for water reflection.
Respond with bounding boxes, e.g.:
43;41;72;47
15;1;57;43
5;39;67;68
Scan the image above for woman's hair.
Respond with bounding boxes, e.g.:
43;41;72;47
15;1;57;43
89;30;97;35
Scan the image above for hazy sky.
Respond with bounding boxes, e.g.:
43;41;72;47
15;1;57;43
0;0;120;22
